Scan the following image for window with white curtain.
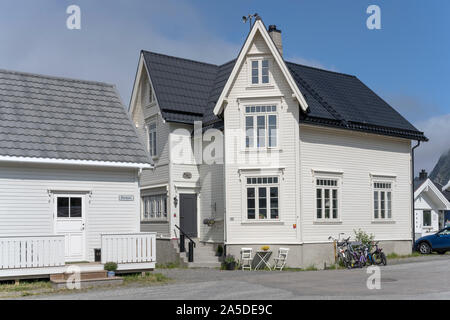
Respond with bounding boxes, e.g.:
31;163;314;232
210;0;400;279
246;176;279;220
245;105;277;149
316;178;339;220
142;195;167;221
373;182;392;220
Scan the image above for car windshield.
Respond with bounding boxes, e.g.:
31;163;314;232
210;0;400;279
438;228;450;236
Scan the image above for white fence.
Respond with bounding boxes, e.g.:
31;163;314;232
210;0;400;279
101;233;156;264
0;235;65;269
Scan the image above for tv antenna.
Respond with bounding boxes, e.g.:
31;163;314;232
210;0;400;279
242;13;259;31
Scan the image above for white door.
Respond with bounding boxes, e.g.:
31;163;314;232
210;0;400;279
54;194;86;262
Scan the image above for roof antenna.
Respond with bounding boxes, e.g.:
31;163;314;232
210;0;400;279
242;13;259;31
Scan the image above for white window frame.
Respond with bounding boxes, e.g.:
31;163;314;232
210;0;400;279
147;121;157;157
244;105;278;150
244;175;281;222
372;180;394;221
141;194;168;222
422;210;432;228
248;57;271;86
149;83;155;104
314;176;341;222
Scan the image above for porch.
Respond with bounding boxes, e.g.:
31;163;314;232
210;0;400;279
0;232;156;280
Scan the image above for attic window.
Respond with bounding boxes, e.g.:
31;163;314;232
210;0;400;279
251;59;270;85
149;84;155;103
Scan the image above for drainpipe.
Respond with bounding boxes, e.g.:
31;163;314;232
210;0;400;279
411;140;421;251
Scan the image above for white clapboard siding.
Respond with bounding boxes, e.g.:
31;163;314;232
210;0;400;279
224;32;300;244
0;165;140;262
0;235;64;269
101;233;156;264
299;125;412;242
132;72;170;188
199;163;225;242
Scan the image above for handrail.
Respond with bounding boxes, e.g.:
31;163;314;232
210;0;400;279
174;225;196;247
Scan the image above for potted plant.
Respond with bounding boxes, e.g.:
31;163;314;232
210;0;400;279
216;245;223;257
104;262;118;277
222;255;236;270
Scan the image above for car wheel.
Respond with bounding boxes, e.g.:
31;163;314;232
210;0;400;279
419;242;431;254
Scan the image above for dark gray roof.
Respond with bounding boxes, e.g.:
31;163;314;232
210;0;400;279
141;50;427;141
434;181;450;202
0;69;151;165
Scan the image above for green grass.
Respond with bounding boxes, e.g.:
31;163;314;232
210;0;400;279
122;272;170;285
0;279;52;293
387;252;421;259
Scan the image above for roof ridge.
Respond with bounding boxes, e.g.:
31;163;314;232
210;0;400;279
285;60;356;78
141;50;220;67
0;69;115;87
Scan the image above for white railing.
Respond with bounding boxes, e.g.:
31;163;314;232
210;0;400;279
0;235;65;269
101;232;156;264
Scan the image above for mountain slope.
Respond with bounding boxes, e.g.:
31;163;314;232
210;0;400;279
430;148;450;185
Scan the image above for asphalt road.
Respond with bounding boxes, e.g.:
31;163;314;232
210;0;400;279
26;256;450;300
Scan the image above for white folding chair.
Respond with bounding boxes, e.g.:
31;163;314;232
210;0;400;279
240;248;253;271
273;248;290;270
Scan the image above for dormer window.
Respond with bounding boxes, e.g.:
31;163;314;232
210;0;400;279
148;122;157;157
149;84;155;103
251;59;270;85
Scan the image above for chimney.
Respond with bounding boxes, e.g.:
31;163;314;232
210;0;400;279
268;25;282;56
419;169;428;180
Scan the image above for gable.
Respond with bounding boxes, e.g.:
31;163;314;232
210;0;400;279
415;179;450;210
212;19;308;116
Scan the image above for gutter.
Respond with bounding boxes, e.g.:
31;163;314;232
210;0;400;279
0;155;152;169
411;140;421;250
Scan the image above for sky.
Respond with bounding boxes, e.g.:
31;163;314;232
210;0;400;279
0;0;449;176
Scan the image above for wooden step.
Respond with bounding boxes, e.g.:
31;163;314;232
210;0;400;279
50;270;107;281
51;276;123;289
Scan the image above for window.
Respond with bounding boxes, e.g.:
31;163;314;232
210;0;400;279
57;197;82;218
149;84;155;103
250;59;270;84
142;195;167;221
148;122;157;157
245;105;277;149
423;210;432;227
246;176;279;220
316;179;339;220
373;182;392;219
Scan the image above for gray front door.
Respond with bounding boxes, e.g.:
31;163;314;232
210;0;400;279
180;193;197;237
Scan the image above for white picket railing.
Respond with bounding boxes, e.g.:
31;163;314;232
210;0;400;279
101;232;156;264
0;235;65;269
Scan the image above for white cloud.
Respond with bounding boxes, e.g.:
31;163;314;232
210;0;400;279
414;114;450;175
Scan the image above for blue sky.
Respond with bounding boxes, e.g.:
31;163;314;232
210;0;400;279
0;0;449;174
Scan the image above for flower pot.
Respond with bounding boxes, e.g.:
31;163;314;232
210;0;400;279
226;262;236;270
107;271;115;278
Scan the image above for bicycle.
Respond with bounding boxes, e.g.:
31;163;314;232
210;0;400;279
329;235;351;268
370;241;387;265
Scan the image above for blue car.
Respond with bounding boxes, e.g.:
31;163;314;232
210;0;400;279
415;227;450;254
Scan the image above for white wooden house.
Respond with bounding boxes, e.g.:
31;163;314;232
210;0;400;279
414;170;450;238
129;18;428;268
0;70;155;279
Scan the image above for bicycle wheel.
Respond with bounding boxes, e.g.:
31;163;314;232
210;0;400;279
380;252;387;266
